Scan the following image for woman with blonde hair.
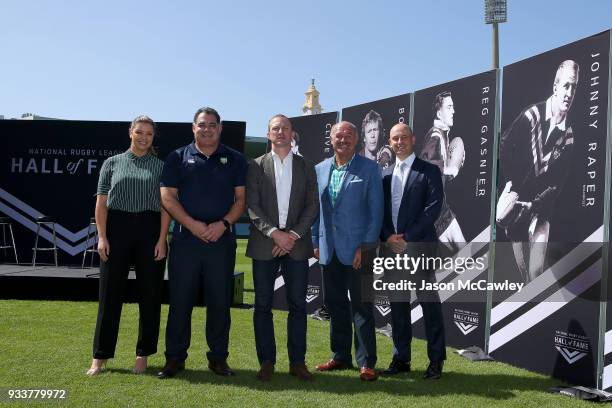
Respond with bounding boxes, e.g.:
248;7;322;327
87;115;170;375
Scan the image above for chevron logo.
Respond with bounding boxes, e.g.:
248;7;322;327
488;230;603;353
555;346;587;365
0;188;95;256
409;227;491;326
306;285;320;303
374;295;391;317
453;308;480;336
553;331;590;365
454;321;478;335
375;304;391;317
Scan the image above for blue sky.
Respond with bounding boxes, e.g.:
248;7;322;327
1;0;610;137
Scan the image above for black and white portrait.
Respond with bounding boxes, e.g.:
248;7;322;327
496;60;580;283
341;94;410;174
291;130;303;157
413;71;498;256
360;110;394;170
420;91;466;251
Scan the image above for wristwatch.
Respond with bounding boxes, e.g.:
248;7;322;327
222;219;231;230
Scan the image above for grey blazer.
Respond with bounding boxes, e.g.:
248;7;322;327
246;152;319;261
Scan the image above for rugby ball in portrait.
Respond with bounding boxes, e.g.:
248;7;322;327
448;136;465;169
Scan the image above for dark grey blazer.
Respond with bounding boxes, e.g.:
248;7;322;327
246;152;319;261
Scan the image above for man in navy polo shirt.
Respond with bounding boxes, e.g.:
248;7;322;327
158;106;247;379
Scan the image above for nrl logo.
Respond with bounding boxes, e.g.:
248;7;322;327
454;322;478;335
554;330;589;365
453;309;479;336
555;347;587;364
374;296;391;317
305;285;320;303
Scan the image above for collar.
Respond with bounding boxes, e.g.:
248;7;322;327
126;149;151;161
188;142;227;158
332;154;355;170
271;150;293;163
395;153;415;169
433;119;450;132
545;96;567;131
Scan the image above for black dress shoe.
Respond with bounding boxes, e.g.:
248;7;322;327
423;361;443;379
208;360;236;376
382;359;411;376
157;359;185;379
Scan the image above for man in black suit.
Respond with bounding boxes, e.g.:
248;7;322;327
380;123;446;379
246;114;319;382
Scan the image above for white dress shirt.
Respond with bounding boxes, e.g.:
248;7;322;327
391;153;416;232
267;150;294;236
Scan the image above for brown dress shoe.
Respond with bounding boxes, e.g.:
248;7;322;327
359;367;378;381
289;363;313;381
256;362;275;382
208;360;236;376
315;359;352;371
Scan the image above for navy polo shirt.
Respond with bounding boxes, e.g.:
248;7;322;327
161;143;247;239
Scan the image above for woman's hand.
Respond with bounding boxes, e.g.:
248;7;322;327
154;239;167;261
97;237;110;262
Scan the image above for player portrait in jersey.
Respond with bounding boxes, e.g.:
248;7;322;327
496;60;579;283
360;110;394;170
420;91;466;252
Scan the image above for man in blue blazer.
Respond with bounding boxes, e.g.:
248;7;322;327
311;121;383;381
380;123;446;379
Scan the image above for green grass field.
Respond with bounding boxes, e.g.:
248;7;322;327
0;240;589;407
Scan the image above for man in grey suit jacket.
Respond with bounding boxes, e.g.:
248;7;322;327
246;114;319;382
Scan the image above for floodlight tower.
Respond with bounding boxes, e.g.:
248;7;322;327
485;0;507;69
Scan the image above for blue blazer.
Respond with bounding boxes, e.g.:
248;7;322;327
311;154;383;266
381;156;443;243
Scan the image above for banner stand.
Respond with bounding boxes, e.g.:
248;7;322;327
484;69;503;356
599;31;612;391
548;386;612;402
455;345;493;362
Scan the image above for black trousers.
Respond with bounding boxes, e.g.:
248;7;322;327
383;244;446;363
164;234;236;363
92;210;165;359
390;285;446;363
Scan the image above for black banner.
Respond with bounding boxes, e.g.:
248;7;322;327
489;30;610;388
411;70;499;349
266;112;338;165
341;93;411;172
0;119;246;265
604;199;612;390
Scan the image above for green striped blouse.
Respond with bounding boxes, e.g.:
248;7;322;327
97;150;164;213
